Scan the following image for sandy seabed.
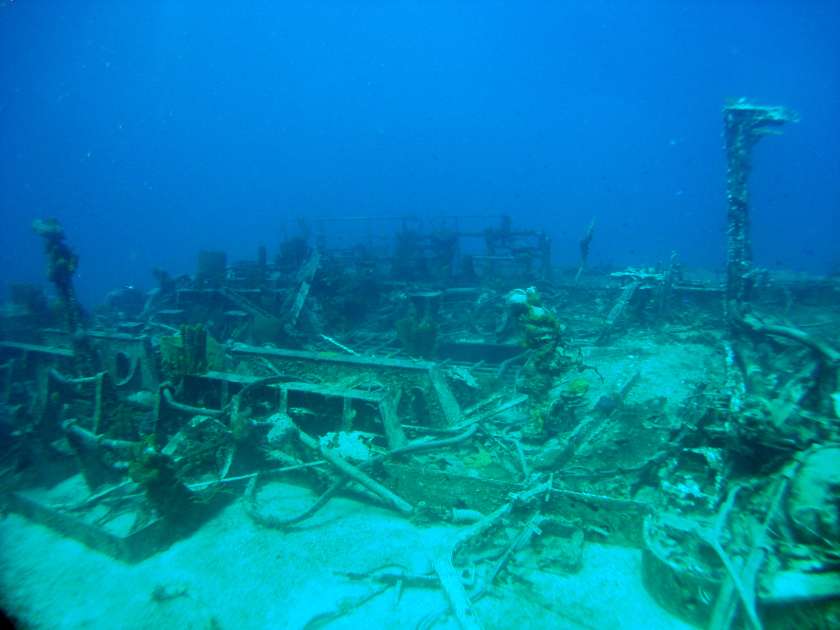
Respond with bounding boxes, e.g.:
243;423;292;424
0;481;692;629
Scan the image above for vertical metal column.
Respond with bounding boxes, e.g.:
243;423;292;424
723;99;798;319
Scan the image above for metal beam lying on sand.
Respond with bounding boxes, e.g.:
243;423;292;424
229;343;464;429
7;486;175;563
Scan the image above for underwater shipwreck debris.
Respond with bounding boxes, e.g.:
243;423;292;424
32;218;99;375
574;218;596;284
597;267;678;342
31;218;81;333
723;99;799;318
3;199;840;627
281;248;321;334
638;100;840;630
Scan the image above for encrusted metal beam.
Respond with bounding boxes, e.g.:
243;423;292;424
723;99;798;318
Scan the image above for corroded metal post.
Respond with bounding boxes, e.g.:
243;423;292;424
723;99;798;318
32;218;82;333
32;218;99;375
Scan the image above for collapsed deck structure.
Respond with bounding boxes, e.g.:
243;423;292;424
1;102;838;629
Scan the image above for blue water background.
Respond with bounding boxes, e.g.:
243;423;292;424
1;1;838;304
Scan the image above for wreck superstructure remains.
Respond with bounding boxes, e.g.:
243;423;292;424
1;102;838;629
